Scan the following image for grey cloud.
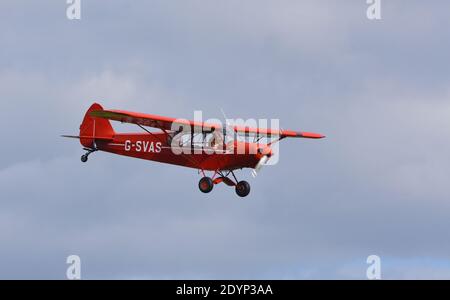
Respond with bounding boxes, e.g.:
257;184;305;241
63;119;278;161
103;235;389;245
1;0;450;279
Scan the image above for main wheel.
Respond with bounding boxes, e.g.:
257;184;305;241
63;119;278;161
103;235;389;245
81;155;88;163
235;181;250;197
198;177;214;193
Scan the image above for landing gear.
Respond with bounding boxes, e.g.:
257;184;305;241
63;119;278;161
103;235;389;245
81;148;97;163
198;177;214;193
235;180;251;197
198;170;251;197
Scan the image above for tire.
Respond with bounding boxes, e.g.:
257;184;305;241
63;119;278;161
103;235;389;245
81;155;88;163
198;177;214;193
235;181;250;197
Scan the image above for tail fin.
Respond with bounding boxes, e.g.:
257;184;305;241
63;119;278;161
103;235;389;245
79;103;115;148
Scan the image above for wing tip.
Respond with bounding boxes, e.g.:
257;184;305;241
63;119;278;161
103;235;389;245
297;132;326;139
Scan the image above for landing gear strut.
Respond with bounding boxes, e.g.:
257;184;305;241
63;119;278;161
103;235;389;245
81;148;97;163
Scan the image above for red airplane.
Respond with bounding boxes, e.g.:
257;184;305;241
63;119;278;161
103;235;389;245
63;103;325;197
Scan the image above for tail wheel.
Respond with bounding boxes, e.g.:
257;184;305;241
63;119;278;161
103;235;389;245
81;155;88;163
235;180;251;197
199;177;214;193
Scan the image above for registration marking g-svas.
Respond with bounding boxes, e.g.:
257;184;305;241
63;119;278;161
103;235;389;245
124;140;162;153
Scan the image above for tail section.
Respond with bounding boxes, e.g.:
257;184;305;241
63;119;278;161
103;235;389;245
79;103;115;148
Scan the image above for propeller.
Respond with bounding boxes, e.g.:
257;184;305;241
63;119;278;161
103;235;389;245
251;153;271;177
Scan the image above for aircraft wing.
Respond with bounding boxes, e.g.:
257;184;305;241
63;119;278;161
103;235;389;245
90;108;325;139
89;109;220;132
232;126;325;139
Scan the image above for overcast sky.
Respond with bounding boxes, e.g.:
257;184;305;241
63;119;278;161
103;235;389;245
1;0;450;279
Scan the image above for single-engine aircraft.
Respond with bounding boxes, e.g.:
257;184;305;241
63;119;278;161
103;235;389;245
63;103;325;197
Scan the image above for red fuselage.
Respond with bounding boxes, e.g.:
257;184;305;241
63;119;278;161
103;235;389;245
94;132;264;171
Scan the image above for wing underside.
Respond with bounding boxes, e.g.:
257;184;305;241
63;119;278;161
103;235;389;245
90;109;325;139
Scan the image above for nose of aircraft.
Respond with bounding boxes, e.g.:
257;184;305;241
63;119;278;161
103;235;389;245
256;145;273;159
252;146;273;177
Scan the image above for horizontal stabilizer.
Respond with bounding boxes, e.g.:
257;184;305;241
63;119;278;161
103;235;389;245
61;135;113;141
61;135;80;139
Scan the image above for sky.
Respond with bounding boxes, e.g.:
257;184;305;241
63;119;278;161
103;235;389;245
1;0;450;279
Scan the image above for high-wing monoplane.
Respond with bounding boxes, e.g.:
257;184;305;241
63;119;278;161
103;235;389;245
63;103;325;197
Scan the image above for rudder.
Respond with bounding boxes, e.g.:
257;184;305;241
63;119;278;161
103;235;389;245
79;103;115;148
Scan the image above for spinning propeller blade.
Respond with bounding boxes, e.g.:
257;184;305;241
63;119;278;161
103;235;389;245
252;155;270;177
